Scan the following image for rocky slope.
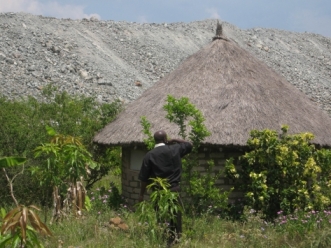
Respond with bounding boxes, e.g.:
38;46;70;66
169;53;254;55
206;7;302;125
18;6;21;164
0;12;330;116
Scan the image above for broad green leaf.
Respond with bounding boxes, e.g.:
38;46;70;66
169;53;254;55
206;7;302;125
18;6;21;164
0;234;14;247
12;233;21;247
84;196;92;211
45;125;56;136
0;208;6;219
0;157;26;169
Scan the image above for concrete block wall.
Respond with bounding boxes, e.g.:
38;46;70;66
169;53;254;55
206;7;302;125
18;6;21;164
196;146;245;202
121;146;245;206
121;147;141;206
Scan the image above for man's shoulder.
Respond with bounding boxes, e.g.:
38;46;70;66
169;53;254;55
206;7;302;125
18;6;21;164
146;146;166;155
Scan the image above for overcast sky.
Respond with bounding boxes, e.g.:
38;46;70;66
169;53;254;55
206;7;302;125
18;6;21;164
1;0;330;37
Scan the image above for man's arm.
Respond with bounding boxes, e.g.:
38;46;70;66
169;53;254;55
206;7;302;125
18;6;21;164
167;138;192;145
139;181;148;202
167;138;193;156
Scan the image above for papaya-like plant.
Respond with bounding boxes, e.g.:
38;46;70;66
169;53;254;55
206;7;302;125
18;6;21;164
33;126;98;222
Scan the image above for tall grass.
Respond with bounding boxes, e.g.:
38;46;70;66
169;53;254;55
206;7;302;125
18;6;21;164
39;206;331;248
3;168;330;247
32;177;331;248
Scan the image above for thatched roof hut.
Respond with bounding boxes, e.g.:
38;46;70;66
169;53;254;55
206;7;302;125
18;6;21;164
94;22;331;205
94;23;331;148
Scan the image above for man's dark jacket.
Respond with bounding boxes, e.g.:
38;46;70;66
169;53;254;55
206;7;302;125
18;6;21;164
139;142;192;187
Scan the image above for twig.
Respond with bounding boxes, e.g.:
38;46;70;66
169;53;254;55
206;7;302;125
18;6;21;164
2;165;25;207
3;168;18;206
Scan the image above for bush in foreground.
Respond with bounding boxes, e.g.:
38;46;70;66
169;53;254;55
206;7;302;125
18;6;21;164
226;126;331;220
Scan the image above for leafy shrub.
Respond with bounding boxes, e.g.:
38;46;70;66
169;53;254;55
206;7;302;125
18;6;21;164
135;177;182;245
0;87;122;205
86;146;122;189
108;182;124;210
136;178;182;224
33;128;98;220
225;126;331;220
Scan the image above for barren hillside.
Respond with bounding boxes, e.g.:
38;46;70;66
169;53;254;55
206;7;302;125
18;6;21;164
1;12;330;116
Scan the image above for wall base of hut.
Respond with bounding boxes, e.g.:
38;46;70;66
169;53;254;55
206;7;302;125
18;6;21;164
121;145;245;207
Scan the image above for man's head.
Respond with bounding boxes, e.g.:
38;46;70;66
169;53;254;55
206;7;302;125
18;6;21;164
153;130;167;144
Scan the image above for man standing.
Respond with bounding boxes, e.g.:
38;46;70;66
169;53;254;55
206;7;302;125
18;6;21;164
138;130;192;245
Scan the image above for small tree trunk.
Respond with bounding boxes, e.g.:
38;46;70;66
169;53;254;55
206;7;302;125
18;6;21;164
76;180;87;216
71;183;77;216
50;186;61;224
77;181;83;216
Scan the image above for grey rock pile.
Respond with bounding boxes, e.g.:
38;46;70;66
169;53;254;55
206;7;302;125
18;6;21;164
0;12;330;116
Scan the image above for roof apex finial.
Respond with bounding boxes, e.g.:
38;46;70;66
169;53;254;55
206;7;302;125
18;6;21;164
216;20;222;36
213;20;229;41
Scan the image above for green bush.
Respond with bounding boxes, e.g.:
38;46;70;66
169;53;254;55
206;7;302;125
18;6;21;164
0;88;122;156
108;182;123;210
86;146;122;190
225;125;331;220
0;87;122;206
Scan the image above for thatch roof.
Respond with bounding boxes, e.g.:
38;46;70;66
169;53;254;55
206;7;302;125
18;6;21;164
94;26;331;147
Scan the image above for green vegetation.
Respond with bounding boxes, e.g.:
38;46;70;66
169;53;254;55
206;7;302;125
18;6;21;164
33;127;98;222
2;91;331;247
0;87;122;205
136;177;182;224
1;205;52;248
0;87;121;157
0;156;51;247
225;125;331;220
141;95;231;216
7;188;330;248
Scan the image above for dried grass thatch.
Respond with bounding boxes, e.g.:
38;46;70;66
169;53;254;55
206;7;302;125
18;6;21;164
94;29;331;147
